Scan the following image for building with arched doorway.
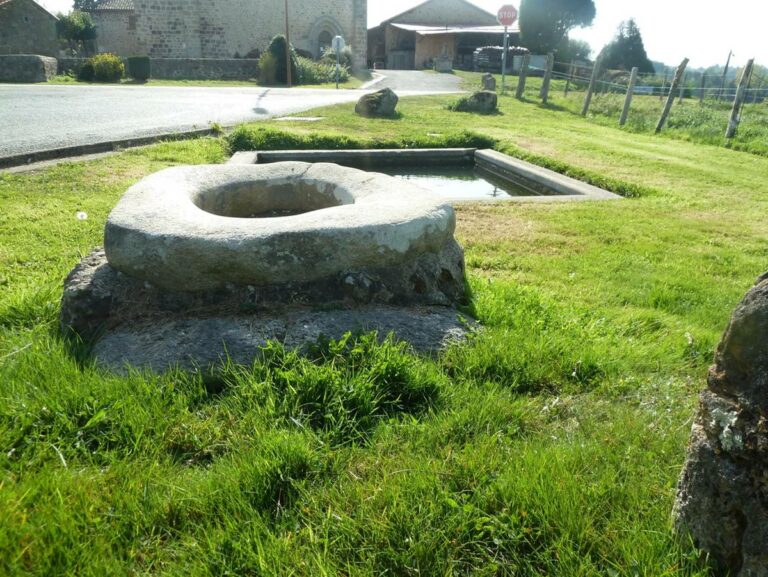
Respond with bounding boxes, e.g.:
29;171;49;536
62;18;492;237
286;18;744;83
90;0;367;69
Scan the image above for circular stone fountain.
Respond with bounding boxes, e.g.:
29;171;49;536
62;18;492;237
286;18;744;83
104;162;457;291
61;162;469;372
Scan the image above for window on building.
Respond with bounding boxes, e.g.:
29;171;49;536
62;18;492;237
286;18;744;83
128;15;137;31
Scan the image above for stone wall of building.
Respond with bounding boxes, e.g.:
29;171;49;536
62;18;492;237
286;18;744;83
93;10;139;56
0;0;58;57
113;0;367;66
59;56;259;80
123;0;366;69
150;58;259;80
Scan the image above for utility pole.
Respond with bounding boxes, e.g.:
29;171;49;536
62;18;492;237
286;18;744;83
284;0;292;87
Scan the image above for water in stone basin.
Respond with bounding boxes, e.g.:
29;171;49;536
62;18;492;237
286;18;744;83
378;165;538;201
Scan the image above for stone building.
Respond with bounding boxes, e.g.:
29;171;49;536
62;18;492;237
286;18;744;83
90;0;138;56
90;0;367;69
368;0;517;70
0;0;58;57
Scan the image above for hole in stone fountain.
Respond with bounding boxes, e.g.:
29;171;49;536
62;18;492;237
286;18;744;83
192;180;350;219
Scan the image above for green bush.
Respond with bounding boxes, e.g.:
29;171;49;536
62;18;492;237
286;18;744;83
227;126;497;153
258;52;279;85
76;60;94;82
261;35;298;85
321;45;353;68
90;53;124;83
295;56;348;85
127;56;150;81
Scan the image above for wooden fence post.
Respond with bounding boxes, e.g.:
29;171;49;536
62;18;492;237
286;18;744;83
726;58;755;138
660;68;668;100
515;53;530;99
655;58;689;133
699;73;706;103
620;67;639;126
581;57;601;116
678;72;686;103
718;50;733;101
564;59;575;96
540;53;555;103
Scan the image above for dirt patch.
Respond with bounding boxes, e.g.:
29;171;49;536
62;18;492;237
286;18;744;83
456;205;538;245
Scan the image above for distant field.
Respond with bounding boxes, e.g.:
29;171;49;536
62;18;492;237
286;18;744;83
1;90;766;575
456;70;768;157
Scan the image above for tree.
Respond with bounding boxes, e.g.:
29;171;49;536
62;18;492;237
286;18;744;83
598;19;654;73
519;0;596;54
73;0;101;11
556;37;592;62
56;10;97;55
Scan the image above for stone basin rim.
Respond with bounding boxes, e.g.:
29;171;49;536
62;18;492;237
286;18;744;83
104;162;457;291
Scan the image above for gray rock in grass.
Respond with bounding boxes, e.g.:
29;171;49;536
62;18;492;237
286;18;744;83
355;88;399;117
674;271;768;577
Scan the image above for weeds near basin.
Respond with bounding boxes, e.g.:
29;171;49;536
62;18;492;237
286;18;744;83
226;126;496;153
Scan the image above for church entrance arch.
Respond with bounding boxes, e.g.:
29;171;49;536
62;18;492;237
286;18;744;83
309;16;343;59
318;30;333;57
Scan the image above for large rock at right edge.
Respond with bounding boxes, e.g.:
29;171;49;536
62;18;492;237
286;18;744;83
674;271;768;576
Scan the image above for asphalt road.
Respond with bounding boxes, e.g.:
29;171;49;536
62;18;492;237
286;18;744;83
0;71;463;162
374;69;462;92
0;85;363;160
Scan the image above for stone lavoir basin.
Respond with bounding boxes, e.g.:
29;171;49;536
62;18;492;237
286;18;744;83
61;162;470;372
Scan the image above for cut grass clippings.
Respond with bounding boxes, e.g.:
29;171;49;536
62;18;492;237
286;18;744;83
2;89;767;576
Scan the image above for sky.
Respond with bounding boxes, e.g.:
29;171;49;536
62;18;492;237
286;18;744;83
38;0;766;69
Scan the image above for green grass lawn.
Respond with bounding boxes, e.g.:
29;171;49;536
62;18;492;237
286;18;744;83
1;91;767;575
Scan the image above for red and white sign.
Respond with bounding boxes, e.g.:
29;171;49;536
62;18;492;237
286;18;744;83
497;4;518;27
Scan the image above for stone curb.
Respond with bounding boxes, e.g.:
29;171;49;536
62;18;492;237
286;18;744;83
0;127;218;170
475;149;622;202
252;148;477;168
228;148;622;203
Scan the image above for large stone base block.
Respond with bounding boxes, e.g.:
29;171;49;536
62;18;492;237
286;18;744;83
61;244;468;370
62;244;465;340
0;54;57;83
92;307;472;374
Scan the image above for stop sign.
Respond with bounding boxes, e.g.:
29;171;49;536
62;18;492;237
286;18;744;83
497;4;518;27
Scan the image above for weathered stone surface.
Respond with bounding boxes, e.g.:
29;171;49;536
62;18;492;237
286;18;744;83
89;0;368;70
0;54;57;83
92;306;475;374
453;91;498;114
0;0;58;58
58;57;260;81
674;272;768;576
355;88;399;117
104;162;456;291
62;244;466;341
481;73;496;91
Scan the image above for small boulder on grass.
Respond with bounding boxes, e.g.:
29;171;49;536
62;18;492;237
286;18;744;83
355;88;399;117
450;91;498;114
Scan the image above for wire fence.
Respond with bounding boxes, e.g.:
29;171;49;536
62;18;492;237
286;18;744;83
490;56;767;151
